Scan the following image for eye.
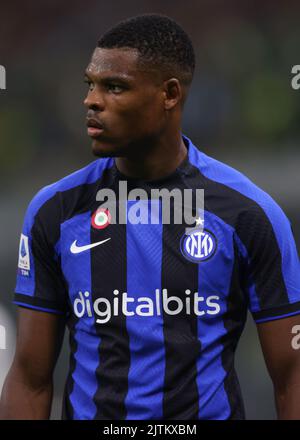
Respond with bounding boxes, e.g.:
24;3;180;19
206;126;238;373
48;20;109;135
107;84;124;94
84;79;94;92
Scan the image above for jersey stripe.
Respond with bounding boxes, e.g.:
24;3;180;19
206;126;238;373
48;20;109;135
196;211;232;419
162;201;200;419
233;233;261;313
92;199;130;419
60;212;99;419
220;241;247;419
125;200;165;419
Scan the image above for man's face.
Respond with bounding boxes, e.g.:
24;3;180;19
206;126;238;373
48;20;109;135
84;47;167;157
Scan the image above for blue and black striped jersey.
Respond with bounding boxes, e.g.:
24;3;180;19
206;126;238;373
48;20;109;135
14;135;300;420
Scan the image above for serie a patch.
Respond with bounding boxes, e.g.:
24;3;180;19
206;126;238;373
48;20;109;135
17;233;31;277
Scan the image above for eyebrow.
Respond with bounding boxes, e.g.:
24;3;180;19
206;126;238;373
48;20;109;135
84;71;133;84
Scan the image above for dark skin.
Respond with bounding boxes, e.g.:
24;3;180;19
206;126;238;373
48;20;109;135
84;47;188;180
0;309;65;419
1;47;300;419
258;315;300;419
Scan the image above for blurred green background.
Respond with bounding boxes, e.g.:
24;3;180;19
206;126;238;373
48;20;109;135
0;0;300;419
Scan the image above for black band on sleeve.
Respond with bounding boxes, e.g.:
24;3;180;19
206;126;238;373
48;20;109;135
253;300;300;323
14;292;67;314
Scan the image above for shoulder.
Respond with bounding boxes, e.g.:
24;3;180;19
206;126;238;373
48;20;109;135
24;157;113;231
186;136;289;231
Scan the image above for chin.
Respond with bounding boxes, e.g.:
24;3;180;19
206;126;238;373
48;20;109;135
91;138;131;158
91;140;117;157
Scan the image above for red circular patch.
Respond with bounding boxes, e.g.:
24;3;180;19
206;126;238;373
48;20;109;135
91;208;111;229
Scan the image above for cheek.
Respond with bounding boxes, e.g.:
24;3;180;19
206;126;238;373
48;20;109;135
106;91;165;135
124;96;164;127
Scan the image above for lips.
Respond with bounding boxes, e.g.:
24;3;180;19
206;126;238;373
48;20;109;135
86;118;104;137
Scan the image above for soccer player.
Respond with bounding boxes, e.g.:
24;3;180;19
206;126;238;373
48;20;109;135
1;14;300;420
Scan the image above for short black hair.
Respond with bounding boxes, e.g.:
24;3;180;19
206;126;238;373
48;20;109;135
98;14;195;86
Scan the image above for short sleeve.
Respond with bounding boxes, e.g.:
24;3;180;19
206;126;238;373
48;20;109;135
14;189;68;315
235;199;300;323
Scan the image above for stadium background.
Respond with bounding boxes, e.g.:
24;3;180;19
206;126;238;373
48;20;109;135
0;0;300;419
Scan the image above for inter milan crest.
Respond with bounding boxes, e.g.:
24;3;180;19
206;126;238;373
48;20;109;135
180;228;217;263
91;208;111;230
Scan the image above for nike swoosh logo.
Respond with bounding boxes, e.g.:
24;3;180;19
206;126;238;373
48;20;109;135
70;238;111;254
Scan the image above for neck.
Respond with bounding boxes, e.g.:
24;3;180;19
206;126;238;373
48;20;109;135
115;129;187;181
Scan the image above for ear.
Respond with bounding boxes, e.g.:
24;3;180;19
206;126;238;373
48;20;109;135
163;78;182;110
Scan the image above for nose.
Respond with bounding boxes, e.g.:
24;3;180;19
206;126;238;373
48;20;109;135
83;89;104;111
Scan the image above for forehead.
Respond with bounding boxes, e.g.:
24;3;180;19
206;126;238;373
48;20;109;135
86;47;141;77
